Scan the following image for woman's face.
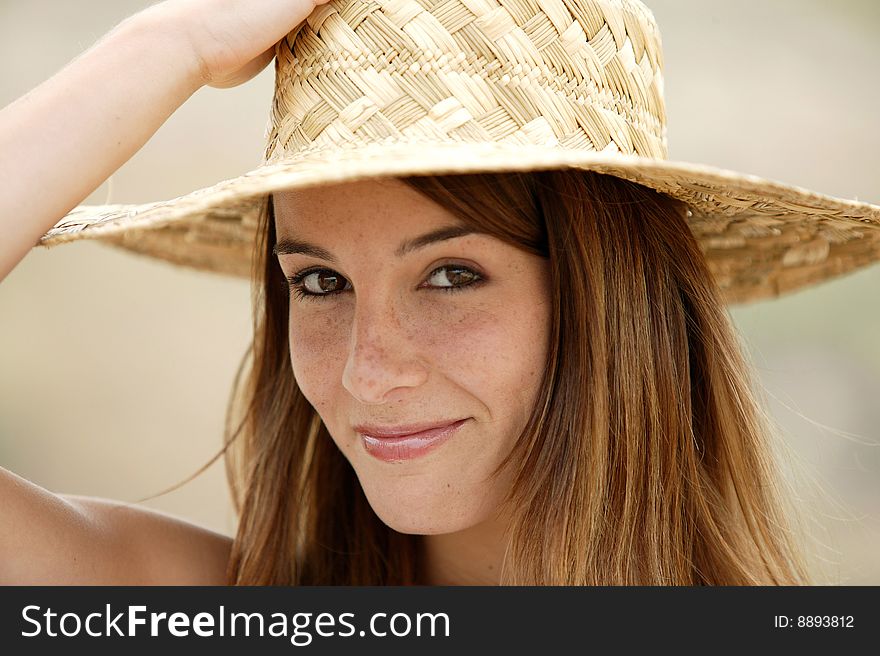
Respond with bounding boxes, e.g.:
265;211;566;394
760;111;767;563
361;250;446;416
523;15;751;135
273;178;552;535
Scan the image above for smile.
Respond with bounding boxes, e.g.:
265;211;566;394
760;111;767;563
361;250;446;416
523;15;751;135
358;418;469;462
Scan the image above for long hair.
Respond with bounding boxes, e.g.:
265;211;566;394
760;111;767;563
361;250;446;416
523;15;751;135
221;168;813;585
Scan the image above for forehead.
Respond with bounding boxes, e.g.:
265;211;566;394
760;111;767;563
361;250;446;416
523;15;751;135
273;177;447;229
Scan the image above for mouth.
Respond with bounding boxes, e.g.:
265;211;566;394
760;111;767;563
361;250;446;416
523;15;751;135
356;418;470;462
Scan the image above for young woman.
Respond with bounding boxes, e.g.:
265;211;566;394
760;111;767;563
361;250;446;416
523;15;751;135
2;0;877;585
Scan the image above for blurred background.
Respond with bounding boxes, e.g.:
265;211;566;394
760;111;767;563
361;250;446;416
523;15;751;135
1;0;878;583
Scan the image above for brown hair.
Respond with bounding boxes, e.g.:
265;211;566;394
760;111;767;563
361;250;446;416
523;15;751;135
220;168;813;585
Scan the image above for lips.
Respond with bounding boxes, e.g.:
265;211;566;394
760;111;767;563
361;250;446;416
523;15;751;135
353;418;468;439
355;418;470;462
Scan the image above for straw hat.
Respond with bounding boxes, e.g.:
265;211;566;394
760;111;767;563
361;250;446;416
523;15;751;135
35;0;880;304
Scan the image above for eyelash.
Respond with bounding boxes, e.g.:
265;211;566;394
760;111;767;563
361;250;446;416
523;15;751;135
286;264;485;302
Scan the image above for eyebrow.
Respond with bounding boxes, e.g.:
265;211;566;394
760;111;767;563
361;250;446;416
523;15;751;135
272;225;483;262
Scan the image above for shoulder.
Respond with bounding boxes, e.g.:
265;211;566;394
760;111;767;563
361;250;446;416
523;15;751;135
62;494;233;585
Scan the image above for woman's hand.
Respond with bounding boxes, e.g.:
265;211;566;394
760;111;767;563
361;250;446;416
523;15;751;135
0;0;335;283
146;0;335;89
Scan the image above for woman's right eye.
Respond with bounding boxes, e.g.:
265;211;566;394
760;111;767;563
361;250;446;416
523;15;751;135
287;268;351;302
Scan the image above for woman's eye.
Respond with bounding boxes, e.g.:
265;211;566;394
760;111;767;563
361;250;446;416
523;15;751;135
424;265;481;290
287;264;484;302
288;269;351;301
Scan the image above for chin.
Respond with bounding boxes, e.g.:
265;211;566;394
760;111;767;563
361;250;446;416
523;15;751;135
359;486;481;535
372;509;477;536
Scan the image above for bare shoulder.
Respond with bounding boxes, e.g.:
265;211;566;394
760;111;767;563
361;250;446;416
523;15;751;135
62;494;233;586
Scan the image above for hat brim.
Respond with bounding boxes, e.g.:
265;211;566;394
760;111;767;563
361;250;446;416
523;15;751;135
37;140;880;304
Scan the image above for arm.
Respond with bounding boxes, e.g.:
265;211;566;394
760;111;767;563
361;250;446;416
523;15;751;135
0;0;327;583
0;466;231;585
0;9;203;283
0;0;330;283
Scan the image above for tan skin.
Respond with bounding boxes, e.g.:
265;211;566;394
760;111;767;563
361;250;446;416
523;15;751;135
274;180;551;585
1;0;552;585
3;177;551;585
0;0;331;584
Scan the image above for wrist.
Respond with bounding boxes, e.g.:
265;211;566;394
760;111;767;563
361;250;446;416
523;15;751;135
114;4;209;94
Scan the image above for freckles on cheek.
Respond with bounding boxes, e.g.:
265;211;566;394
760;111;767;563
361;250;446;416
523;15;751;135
288;311;344;390
444;301;541;399
426;303;507;369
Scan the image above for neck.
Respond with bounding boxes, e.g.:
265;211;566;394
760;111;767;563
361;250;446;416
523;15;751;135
419;506;512;586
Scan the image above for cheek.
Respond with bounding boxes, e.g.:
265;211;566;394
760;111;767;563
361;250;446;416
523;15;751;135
288;298;498;363
287;309;340;412
412;299;506;371
419;301;550;443
287;291;549;407
456;297;550;417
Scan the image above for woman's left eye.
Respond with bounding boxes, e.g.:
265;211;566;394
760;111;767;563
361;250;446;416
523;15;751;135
424;265;482;291
286;264;484;302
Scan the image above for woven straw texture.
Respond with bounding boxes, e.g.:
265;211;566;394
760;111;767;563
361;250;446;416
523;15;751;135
36;0;880;304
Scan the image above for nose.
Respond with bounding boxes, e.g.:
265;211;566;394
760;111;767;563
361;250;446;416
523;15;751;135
341;292;429;404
